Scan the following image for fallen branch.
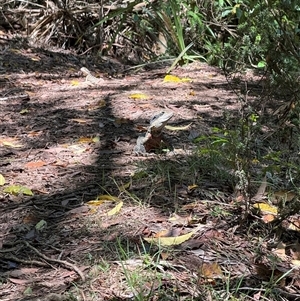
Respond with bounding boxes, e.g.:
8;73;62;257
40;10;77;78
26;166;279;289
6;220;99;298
21;240;86;281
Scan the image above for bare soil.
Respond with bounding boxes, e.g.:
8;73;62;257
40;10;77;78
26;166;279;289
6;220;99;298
1;42;299;301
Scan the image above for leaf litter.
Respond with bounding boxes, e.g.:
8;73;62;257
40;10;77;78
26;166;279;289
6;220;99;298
1;45;300;301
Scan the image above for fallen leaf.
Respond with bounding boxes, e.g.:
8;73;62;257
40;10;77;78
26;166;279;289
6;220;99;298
23;287;33;295
273;241;287;260
119;181;131;191
25;161;46;169
78;137;94;143
144;228;196;246
163;74;192;83
87;200;105;206
71;118;88;124
0;174;6;185
188;184;198;192
35;220;47;231
253;203;278;215
92;136;100;143
0;137;23;148
97;99;107;107
9;278;32;285
68;144;87;154
71;80;80;86
168;213;192;226
4;185;33;196
31;56;40;61
154;229;173;238
287;219;300;231
262;214;276;223
27;131;43;137
97;195;121;202
23;214;40;224
10;268;39;277
199;262;223;279
107;201;123;216
19;109;29;114
129;93;149;100
165;123;192;131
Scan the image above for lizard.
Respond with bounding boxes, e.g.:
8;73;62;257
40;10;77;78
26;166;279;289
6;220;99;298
134;111;174;154
80;67;104;85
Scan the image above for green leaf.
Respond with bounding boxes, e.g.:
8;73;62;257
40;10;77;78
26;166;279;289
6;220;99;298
4;185;33;196
257;61;266;68
35;219;47;231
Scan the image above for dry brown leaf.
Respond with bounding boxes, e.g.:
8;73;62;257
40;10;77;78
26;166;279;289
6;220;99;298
25;160;46;169
262;214;276;223
71;118;89;124
273;241;287;260
27;131;43;137
199;262;223;279
9;278;32;284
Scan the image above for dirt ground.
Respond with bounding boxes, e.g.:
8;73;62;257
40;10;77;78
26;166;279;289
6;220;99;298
1;43;299;301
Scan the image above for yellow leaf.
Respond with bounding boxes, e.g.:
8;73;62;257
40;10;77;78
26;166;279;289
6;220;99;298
144;229;196;246
0;137;23;148
71;80;80;86
163;75;192;83
232;3;240;14
92;136;100;143
163;74;181;83
253;203;278;215
0;174;5;185
181;77;192;82
165;123;192;131
20;109;29;114
78;137;93;143
129;93;149;100
87;200;105;206
119;181;131;191
107;201;123;216
97;195;121;202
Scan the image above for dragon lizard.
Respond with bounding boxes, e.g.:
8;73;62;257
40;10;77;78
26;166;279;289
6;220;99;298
134;111;174;154
80;67;104;85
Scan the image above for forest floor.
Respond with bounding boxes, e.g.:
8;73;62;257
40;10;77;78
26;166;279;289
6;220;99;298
1;40;300;301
